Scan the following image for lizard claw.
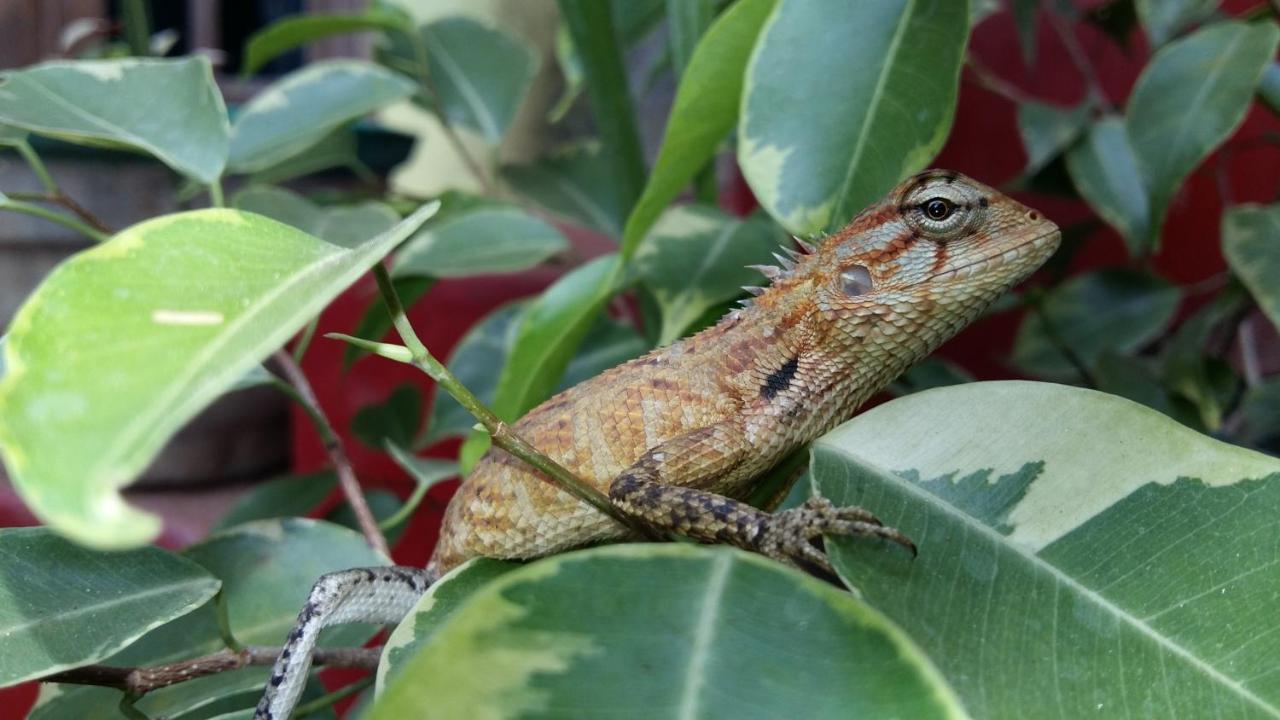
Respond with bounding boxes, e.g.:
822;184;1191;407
755;496;916;572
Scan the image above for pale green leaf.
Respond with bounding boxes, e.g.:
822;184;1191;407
0;528;219;686
212;471;337;532
0;57;228;182
635;205;782;344
228;60;415;174
1065;117;1151;255
369;545;966;720
1013;268;1180;379
739;0;969;234
393;206;567;278
1222;204;1280;335
622;0;776;256
818;381;1280;719
233;185;400;248
1135;0;1219;45
500;142;624;237
30;518;386;720
421;18;537;143
0;205;437;549
242;8;413;76
376;558;518;695
1126;21;1279;248
1017;100;1092;177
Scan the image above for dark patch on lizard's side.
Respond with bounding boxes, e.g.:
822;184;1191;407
761;357;800;400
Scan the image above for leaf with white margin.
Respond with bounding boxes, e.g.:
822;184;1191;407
376;558;518;694
0;527;219;686
228;60;415;174
0;57;228;183
739;0;969;235
368;544;967;720
816;381;1280;720
29;518;386;720
0;204;437;549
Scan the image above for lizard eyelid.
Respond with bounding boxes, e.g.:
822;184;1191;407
840;265;874;296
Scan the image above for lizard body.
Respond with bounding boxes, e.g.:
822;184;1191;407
255;171;1059;719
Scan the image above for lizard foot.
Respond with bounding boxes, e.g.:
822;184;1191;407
756;496;916;574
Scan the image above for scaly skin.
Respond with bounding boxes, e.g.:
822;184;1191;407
254;170;1059;719
428;169;1061;574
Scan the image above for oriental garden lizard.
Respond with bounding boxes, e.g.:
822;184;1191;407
255;170;1061;719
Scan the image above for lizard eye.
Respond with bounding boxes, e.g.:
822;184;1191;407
840;265;874;296
923;198;953;221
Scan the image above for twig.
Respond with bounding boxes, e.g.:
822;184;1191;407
367;265;639;530
7;191;114;234
271;350;391;558
40;646;379;695
964;55;1039;106
1047;8;1115;112
0;198;110;243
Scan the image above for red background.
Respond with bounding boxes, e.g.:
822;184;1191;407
3;3;1278;716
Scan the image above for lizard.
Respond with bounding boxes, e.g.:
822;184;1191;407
254;170;1060;719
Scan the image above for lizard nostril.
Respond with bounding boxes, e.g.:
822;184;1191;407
1027;211;1041;222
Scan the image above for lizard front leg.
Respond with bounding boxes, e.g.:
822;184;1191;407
606;423;914;574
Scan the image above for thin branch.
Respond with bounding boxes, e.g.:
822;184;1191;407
40;646;379;696
13;140;58;193
965;55;1039;106
0;198;110;243
1047;8;1115;112
368;265;640;531
7;191;113;234
271;350;391;558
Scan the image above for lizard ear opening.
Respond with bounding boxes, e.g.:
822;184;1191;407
840;265;874;296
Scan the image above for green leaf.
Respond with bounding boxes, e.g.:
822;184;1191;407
424;303;524;446
1017;100;1092;177
1222;203;1280;334
382;444;457;531
1261;63;1280;116
1013;268;1180;379
490;254;623;421
667;0;716;78
242;8;412;76
375;558;518;694
421;18;537;143
0;528;219;686
622;0;776;257
1011;0;1037;65
233;185;401;247
558;0;647;216
500;142;625;237
1064;116;1151;255
0;57;228;183
393;206;568;278
228;60;415;174
31;519;386;720
557;314;647;389
353;384;422;451
1126;21;1279;248
888;357;975;397
739;0;969;235
1094;352;1179;418
635;206;782;344
212;471;337;532
817;380;1280;719
1240;378;1280;447
326;490;405;544
369;544;965;720
1134;0;1219;46
0;205;437;549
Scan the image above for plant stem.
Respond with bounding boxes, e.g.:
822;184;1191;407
294;675;374;717
271;350;391;558
120;0;152;57
1047;8;1114;112
370;264;634;528
40;646;380;695
14;140;57;193
965;55;1039;106
208;181;225;208
0;199;110;243
8;191;114;234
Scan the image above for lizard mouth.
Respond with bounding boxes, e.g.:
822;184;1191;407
925;227;1061;282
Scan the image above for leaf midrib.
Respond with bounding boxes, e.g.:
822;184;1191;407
820;442;1280;718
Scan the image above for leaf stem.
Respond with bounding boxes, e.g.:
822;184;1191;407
0;198;110;243
369;264;634;527
964;55;1039;106
39;646;380;696
14;140;58;193
208;180;225;208
1046;8;1114;113
270;350;391;558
